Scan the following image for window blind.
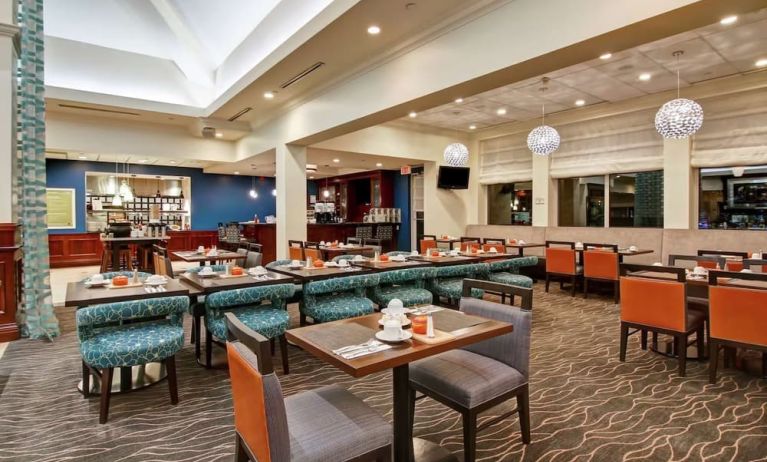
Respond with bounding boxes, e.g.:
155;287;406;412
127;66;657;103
478;131;533;184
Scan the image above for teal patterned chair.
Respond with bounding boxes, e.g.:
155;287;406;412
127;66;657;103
429;263;490;305
76;295;189;424
370;267;435;308
205;283;295;373
488;257;537;289
265;259;304;304
302;274;380;324
386;251;413;257
80;271;152;282
332;254;362;263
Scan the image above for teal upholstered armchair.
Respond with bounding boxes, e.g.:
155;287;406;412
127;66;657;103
429;263;490;305
76;295;189;424
487;256;538;289
185;264;228;274
386;251;413;257
205;283;295;373
370;267;435;308
302;273;380;324
331;254;362;263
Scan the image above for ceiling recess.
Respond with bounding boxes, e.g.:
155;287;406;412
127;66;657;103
280;62;325;89
228;107;252;121
58;104;140;116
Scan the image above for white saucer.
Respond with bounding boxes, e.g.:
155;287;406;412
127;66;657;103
378;318;411;327
375;330;413;343
197;272;217;278
85;280;107;287
144;279;167;286
287;264;303;270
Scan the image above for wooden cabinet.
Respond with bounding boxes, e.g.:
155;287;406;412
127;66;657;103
0;223;21;342
319;170;395;222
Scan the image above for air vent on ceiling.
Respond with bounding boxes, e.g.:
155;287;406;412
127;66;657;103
228;107;252;121
58;104;140;116
306;164;318;173
280;62;325;89
45;150;68;159
201;126;217;139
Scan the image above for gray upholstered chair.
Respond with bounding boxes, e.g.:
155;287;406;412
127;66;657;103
224;313;392;462
409;279;532;461
243;251;262;268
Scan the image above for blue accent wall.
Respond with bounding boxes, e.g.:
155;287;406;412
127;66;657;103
46;159;276;233
393;173;411;251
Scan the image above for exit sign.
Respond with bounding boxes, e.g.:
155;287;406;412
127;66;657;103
400;165;411;175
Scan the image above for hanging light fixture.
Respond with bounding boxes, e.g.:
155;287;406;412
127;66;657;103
111;158;122;206
155;176;162;198
118;160;134;202
249;176;258;198
443;143;469;166
322;177;330;199
655;50;703;139
527;77;560;156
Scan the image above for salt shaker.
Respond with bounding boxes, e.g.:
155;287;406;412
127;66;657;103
374;250;380;262
132;268;139;284
426;312;435;338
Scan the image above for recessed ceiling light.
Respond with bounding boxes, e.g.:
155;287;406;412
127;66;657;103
599;52;612;60
638;73;652;81
263;91;275;99
496;108;507;115
215;132;223;138
234;171;240;175
332;158;340;163
78;155;87;160
169;160;177;164
408;111;417;118
756;58;767;68
376;162;383;167
454;98;463;103
575;99;585;106
469;124;477;130
139;159;148;163
367;25;381;35
720;15;738;25
309;176;315;179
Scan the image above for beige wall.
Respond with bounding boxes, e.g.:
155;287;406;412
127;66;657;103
0;1;17;223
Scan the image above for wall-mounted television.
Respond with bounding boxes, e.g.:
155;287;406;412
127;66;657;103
437;166;470;189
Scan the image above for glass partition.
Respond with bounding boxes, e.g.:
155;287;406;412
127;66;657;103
557;176;604;227
487;181;533;225
609;171;663;228
698;166;767;230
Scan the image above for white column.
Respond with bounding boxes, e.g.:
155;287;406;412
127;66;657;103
0;0;18;223
275;143;307;259
663;138;693;229
531;154;552;227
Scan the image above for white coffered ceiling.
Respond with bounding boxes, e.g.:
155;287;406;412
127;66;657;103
403;8;767;132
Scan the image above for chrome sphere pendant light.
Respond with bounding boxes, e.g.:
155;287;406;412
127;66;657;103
655;50;703;139
527;77;560;156
443;142;469;166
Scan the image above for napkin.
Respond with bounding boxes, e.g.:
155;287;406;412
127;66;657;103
333;341;392;359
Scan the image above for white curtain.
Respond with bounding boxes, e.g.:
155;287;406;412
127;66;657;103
549;107;663;178
478;131;533;184
692;88;767;167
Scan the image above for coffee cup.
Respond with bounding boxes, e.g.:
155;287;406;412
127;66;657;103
353;255;364;262
488;247;498;253
383;318;403;339
518;239;526;245
693;266;707;275
197;246;205;254
629;245;638;252
291;259;300;267
338;259;349;267
90;274;104;284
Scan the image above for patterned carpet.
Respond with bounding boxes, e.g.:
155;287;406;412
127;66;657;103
0;285;765;462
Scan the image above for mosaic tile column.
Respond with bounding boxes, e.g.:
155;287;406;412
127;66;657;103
17;0;59;339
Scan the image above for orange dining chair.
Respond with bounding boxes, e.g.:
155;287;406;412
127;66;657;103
303;247;322;261
697;250;748;272
743;258;767;273
420;239;437;255
460;241;480;252
288;240;304;260
708;270;767;383
668;254;725;270
482;243;504;253
544;241;580;296
618;265;705;377
583;246;620;303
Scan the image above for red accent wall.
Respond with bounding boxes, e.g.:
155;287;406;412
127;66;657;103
0;223;21;342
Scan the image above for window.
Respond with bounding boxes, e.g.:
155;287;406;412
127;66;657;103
609;171;663;228
487;182;532;225
699;166;767;230
557;171;663;228
558;176;604;227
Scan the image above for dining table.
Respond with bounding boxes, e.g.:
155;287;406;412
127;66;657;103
172;249;246;266
319;244;375;260
101;235;170;272
406;254;481;266
351;258;433;271
505;242;545;256
270;263;374;282
286;309;513;462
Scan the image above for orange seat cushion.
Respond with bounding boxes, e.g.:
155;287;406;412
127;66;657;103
584;250;618;280
709;285;767;347
546;247;576;275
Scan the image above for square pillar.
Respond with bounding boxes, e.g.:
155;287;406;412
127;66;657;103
663;138;693;229
532;154;552;227
275;144;307;259
0;0;18;223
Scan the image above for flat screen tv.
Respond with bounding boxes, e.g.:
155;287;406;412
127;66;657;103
438;166;470;189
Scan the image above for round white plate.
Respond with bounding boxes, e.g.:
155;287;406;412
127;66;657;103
85;280;107;287
375;330;413;343
381;307;408;316
197;272;217;278
379;318;411;327
324;262;339;267
144;279;167;286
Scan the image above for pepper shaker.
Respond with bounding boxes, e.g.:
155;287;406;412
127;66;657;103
426;312;435;338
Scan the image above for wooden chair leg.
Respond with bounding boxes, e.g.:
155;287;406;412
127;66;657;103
570;276;576;297
235;432;249;462
408;387;416;431
619;323;629;362
279;335;290;375
517;386;531;444
763;352;767;379
300;313;307;327
462;411;477;462
677;334;687;377
166;356;179;405
696;327;705;360
708;339;719;384
613;280;620;304
194;314;202;360
82;361;90;398
544;274;550;292
270;338;276;356
99;368;114;424
640;330;648;350
205;328;213;369
583;278;589;299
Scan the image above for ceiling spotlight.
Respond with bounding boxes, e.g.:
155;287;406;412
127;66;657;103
575;99;585;106
78;155;87;160
468;124;477;130
249;189;258;198
638;73;652;81
376;162;383;167
496;108;507;115
367;25;381;35
408;111;417;118
215;132;223;138
720;15;738;25
756;58;767;68
309;176;315;179
272;189;277;196
454;98;463;103
599;52;612;60
169;160;177;164
332;158;340;163
263;91;275;99
139;159;148;163
234;171;240;175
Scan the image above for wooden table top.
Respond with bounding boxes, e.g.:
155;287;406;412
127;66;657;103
286;312;513;378
270;264;373;282
456;252;518;260
505;243;545;249
100;236;170;242
172;250;245;262
351;259;433;271
180;270;294;294
319;245;374;254
406;255;481;266
630;270;767;288
65;278;191;307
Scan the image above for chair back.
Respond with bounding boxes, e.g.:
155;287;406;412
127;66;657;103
697;250;747;271
668;254;724;269
488;256;538;273
244;251;263;268
303;273;380;296
225;313;290;462
743;258;767;272
385;251;412;257
482;243;504;253
545;247;576;275
207;284;295;311
347;237;362;245
483;238;505;245
620;276;687;332
76;296;188;340
708;270;767;347
160;255;175;279
236;247;249;256
363;238;382;252
460;241;480;252
288;245;303;261
433;262;490;280
459;280;532;378
419;239;437;254
583;249;619;280
378;267;435;286
304;248;322;261
421;234;436;241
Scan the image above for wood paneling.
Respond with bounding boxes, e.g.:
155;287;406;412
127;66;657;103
0;223;21;342
240;224;276;263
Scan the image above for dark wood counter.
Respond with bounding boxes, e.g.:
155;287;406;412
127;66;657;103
240;222;277;263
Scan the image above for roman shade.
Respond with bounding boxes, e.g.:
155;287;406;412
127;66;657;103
479;131;533;184
691;88;767;168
